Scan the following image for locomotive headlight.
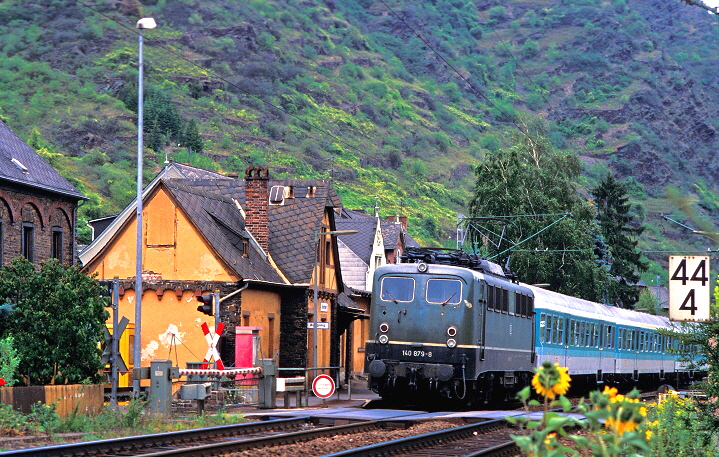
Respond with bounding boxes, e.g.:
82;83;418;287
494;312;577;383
447;338;457;348
447;326;457;337
379;334;389;344
379;322;389;333
417;262;428;273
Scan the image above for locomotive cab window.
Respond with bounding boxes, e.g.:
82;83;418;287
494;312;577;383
380;276;415;302
426;278;462;305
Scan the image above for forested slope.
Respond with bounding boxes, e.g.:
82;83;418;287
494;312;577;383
0;0;717;284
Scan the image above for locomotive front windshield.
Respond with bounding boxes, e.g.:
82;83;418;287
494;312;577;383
380;276;415;302
426;278;462;305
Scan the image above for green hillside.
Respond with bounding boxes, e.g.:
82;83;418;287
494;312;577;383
0;0;717;286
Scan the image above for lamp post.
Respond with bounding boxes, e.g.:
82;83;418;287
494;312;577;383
312;229;357;372
133;17;156;399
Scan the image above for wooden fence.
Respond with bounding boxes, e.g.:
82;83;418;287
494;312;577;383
0;384;104;418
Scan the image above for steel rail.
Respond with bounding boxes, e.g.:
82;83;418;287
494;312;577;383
3;417;310;457
324;418;515;457
121;420;391;457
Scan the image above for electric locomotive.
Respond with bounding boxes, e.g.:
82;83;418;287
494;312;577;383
364;248;536;407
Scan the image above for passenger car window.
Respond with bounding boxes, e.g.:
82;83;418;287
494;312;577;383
426;278;462;305
380;276;415;302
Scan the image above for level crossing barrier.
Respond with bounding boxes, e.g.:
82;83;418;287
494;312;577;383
134;359;277;415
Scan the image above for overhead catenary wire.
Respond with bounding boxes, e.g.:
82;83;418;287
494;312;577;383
375;0;538;146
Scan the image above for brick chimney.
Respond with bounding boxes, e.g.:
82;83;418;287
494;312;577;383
245;166;270;252
386;215;408;231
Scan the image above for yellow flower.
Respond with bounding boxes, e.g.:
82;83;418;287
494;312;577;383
555;366;571;396
544;432;557;450
606;418;637;435
531;362;572;400
646;429;653;440
603;386;618;398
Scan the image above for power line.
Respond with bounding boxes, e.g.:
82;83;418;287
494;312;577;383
376;0;536;145
475;8;563;123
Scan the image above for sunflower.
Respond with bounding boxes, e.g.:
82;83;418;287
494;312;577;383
602;385;618;398
531;361;571;400
605;417;638;435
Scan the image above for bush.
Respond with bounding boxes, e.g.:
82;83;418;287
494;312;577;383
0;336;20;386
647;392;718;455
521;40;540;58
0;258;109;385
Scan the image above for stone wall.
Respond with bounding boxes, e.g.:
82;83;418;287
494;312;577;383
280;289;308;374
0;185;77;266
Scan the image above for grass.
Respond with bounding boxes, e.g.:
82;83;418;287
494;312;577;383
0;399;246;449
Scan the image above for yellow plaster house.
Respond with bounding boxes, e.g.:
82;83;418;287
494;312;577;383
80;164;352;386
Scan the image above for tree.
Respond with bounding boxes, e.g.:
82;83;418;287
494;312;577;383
592;173;648;308
634;288;661;315
468;117;612;301
0;258;109;385
182;119;203;154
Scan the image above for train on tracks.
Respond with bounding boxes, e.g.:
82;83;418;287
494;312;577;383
364;247;704;408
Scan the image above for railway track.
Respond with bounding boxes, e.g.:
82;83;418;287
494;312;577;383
2;417;312;457
1;416;419;457
325;418;519;457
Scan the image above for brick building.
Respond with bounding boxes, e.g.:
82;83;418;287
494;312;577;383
0;120;85;266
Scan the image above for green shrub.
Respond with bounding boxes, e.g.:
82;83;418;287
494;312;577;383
521;40;540;58
488;6;506;23
0;336;20;386
0;403;27;434
647;393;718;455
27;402;59;434
364;80;388;99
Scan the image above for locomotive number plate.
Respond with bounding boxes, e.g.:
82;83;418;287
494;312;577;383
402;349;432;358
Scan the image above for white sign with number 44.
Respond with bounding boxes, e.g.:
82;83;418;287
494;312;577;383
668;256;710;322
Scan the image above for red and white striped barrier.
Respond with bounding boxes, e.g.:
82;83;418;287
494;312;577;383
179;367;262;378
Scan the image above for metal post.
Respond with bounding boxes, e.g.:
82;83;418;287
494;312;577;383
313;238;319;371
133;17;156;399
133;27;145;400
111;277;119;409
214;289;221;334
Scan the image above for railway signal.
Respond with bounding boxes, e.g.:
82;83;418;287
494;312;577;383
196;294;213;316
669;256;710;322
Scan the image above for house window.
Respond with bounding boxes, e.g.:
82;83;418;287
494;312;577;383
21;223;34;262
242;239;249;258
51;227;63;263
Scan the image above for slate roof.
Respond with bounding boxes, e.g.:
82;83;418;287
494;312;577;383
171;173;339;284
337;238;369;292
268;197;328;284
0;120;84;199
185;178;342;209
335;209;419;260
163;179;283;282
335;210;377;264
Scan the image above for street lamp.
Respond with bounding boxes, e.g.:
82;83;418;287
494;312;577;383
312;229;357;372
133;17;156;399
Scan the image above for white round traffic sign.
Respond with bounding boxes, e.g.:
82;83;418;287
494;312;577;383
312;374;336;399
